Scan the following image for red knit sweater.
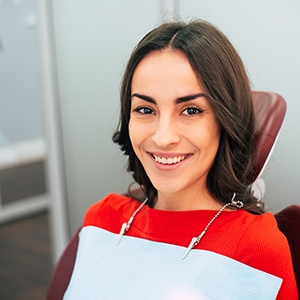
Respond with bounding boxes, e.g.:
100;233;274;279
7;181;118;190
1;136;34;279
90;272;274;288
83;193;298;299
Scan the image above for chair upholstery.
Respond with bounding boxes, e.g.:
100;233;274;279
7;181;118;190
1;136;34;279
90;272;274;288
275;205;300;295
47;228;80;300
251;91;287;181
47;91;296;299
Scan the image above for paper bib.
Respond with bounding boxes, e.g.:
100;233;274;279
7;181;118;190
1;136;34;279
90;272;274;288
64;226;281;300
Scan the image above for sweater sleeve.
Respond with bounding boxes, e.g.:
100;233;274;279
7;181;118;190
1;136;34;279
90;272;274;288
236;212;298;300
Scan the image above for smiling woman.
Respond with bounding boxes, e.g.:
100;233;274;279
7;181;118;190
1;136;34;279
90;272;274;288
115;21;257;213
129;50;220;211
61;20;298;300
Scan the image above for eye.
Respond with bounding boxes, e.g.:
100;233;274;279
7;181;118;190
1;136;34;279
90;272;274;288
182;107;203;115
132;106;154;115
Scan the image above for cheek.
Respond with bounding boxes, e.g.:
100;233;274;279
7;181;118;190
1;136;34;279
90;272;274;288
207;129;221;155
205;118;220;147
189;122;220;149
128;120;142;153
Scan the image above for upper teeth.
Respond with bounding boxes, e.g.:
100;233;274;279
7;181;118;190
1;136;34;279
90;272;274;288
153;155;185;165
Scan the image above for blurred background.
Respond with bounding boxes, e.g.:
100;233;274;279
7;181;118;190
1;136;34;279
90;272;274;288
0;0;299;299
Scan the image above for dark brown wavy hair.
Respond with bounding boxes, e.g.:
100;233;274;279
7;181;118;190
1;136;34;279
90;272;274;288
113;20;264;214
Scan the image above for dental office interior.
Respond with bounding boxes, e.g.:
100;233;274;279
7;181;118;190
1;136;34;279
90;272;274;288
0;0;299;299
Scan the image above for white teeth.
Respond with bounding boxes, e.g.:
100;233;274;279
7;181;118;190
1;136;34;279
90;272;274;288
153;155;185;165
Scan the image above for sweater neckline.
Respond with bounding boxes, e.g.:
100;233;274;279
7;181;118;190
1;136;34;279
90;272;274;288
128;199;247;239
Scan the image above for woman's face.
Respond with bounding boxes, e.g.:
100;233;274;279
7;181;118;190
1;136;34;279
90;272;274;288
129;49;220;207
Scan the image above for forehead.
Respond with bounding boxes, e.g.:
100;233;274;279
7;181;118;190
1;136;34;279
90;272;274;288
131;49;203;96
135;49;191;72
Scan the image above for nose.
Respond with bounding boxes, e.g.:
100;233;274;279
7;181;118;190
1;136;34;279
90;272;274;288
151;115;181;148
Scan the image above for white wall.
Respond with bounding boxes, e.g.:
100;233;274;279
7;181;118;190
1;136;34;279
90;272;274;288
0;0;43;146
179;0;300;211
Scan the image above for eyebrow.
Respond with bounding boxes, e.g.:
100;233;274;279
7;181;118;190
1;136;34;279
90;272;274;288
131;93;207;104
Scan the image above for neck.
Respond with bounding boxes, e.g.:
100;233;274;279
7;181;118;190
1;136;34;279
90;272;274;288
154;190;223;211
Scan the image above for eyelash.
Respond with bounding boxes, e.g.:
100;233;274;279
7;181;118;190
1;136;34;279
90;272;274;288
182;106;204;115
132;106;204;116
132;106;154;115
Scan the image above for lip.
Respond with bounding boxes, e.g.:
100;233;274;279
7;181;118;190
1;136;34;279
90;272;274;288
147;151;192;169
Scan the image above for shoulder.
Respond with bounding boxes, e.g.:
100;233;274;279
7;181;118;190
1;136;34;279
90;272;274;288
220;210;288;263
236;212;290;261
82;193;141;232
242;211;280;233
242;212;288;250
83;193;130;225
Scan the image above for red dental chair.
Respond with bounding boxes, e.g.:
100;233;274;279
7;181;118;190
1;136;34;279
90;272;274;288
47;91;299;299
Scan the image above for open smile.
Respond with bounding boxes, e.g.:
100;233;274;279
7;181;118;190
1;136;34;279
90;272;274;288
150;153;191;165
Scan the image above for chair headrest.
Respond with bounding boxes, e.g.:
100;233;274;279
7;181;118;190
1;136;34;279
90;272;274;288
252;91;287;181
